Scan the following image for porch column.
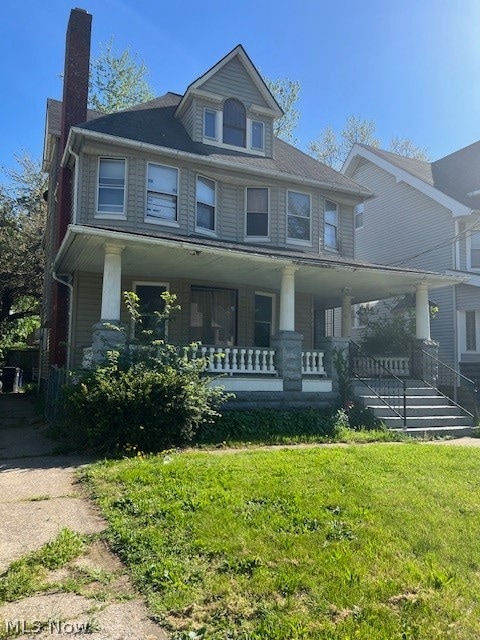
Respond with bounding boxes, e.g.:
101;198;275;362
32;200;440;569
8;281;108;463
415;283;430;340
101;244;124;321
272;265;303;392
341;288;353;338
92;243;126;364
279;265;297;331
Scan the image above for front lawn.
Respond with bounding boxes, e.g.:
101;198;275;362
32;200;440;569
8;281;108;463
84;444;480;639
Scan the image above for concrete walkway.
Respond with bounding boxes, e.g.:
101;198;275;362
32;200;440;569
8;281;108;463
0;393;167;639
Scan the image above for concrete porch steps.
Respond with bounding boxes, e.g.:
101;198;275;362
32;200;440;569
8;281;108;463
353;379;475;436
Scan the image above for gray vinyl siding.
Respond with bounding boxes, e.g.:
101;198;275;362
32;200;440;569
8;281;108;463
352;162;454;273
181;99;195;139
429;286;455;367
295;293;313;349
77;146;348;258
202;56;269;109
71;271;102;368
455;284;480;310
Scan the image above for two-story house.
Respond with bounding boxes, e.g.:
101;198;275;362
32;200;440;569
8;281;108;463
41;8;457;401
343;142;480;381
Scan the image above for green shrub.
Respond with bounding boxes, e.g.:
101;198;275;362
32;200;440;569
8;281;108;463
60;292;230;453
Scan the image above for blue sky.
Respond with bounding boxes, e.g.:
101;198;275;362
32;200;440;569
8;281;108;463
2;0;480;174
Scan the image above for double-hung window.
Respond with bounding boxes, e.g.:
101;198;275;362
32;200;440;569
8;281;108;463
287;190;311;243
246;188;269;238
254;293;275;347
196;176;216;233
325;199;339;249
97;158;125;215
146;163;178;223
355;203;364;229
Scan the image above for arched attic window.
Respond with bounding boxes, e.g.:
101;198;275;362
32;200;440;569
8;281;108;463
223;98;246;147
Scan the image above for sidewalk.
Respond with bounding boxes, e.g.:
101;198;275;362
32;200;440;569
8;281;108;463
0;393;167;639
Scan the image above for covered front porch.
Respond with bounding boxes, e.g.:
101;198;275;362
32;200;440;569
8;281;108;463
55;225;461;396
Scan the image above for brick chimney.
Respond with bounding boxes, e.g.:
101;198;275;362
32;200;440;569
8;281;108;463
57;7;92;248
51;8;92;366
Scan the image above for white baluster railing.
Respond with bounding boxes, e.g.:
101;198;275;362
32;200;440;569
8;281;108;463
191;346;277;375
301;350;326;376
352;356;410;377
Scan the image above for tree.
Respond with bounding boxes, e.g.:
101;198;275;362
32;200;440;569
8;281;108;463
263;77;301;143
0;155;46;356
309;115;429;170
88;37;155;113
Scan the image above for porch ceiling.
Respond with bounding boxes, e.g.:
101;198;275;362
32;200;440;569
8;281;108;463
55;225;464;308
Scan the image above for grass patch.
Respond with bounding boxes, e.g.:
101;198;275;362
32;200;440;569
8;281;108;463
83;444;480;638
0;528;86;602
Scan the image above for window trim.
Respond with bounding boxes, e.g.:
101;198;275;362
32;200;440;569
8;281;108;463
201;107;267;156
203;107;219;141
286;189;312;246
145;161;180;227
249;120;265;151
195;174;217;236
467;231;480;271
354;203;364;230
245;186;270;241
324;198;339;251
96;157;127;219
132;281;170;339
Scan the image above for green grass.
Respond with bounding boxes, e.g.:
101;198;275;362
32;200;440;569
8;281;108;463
83;444;480;639
0;528;86;602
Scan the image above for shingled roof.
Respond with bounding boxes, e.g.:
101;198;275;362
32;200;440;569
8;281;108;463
355;142;480;211
65;92;370;196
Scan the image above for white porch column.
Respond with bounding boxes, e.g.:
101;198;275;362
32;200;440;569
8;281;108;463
279;266;298;331
100;244;125;321
341;288;353;338
415;282;430;340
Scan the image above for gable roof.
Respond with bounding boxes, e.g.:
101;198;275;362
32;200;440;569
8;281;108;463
343;143;480;217
67;92;370;197
174;45;283;119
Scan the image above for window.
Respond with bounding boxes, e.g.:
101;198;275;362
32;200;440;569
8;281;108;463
254;293;275;347
251;120;264;150
223;98;246;147
246;188;269;237
134;283;168;338
355;203;364;229
146;163;178;223
325;199;339;249
190;287;237;346
470;232;480;269
466;311;477;351
204;109;217;140
97;158;125;215
196;176;216;232
287;191;311;242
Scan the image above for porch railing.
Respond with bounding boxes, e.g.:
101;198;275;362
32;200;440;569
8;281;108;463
192;346;277;375
352;355;410;378
350;341;407;428
412;347;477;419
302;350;326;376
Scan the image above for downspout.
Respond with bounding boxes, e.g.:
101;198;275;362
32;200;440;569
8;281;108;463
52;272;74;371
68;146;80;225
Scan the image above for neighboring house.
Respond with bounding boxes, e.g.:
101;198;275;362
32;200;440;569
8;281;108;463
41;9;457;400
343;142;480;379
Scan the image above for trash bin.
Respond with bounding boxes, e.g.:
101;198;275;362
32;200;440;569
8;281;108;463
0;367;22;393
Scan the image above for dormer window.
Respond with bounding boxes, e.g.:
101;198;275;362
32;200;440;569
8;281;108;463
204;109;218;140
223;98;246;147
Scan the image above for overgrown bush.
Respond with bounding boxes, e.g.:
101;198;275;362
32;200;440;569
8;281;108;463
60;292;230;453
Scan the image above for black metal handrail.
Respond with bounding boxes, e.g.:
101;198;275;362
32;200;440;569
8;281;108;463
411;347;477;419
350;341;407;428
